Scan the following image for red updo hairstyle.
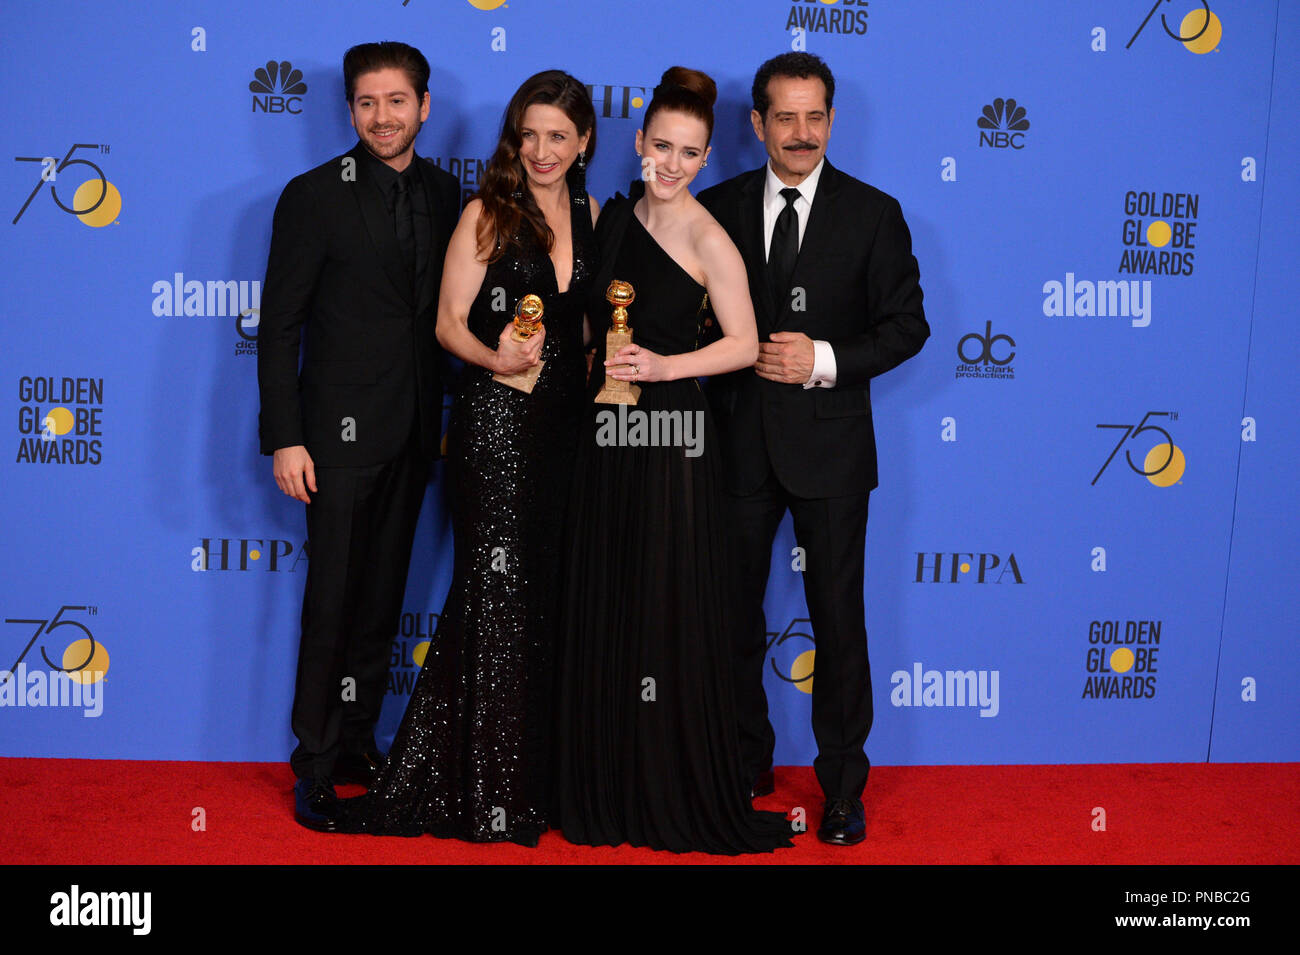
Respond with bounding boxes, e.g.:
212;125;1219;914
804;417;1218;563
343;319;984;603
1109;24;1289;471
642;66;717;144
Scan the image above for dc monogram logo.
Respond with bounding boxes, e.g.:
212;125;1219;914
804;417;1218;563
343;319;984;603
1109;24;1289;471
955;321;1016;381
958;322;1015;366
236;307;259;357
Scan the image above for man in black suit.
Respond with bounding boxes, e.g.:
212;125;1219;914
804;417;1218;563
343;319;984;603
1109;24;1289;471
699;53;929;845
257;41;460;831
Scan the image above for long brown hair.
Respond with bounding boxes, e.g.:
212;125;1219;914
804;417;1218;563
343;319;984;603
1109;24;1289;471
476;70;596;262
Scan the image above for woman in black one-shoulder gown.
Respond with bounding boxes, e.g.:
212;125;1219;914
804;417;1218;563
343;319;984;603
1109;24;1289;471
555;68;795;855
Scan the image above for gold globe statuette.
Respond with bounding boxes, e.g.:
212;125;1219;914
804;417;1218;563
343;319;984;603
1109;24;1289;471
492;293;546;393
594;279;639;405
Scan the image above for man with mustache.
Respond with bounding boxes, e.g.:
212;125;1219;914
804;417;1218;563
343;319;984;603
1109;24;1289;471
699;52;929;845
257;41;460;830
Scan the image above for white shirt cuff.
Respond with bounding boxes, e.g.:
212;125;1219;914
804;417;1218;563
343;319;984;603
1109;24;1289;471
803;339;837;389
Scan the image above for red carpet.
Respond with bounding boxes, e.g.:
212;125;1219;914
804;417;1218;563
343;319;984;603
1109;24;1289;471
4;758;1296;864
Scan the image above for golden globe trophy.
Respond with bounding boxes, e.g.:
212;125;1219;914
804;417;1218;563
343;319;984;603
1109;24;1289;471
594;279;639;405
492;293;546;393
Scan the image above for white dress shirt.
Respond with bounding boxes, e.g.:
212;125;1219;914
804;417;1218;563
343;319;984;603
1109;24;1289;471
762;158;837;389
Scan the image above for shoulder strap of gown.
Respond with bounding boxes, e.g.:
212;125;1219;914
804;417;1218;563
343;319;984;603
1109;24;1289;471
591;181;645;296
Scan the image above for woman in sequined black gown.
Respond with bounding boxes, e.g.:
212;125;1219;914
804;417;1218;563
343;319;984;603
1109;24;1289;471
555;69;794;854
337;71;598;846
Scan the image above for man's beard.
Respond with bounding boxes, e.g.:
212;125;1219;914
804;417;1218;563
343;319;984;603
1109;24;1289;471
363;120;420;159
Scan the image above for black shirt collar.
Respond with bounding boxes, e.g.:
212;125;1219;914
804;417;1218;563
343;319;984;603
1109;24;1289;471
356;142;421;192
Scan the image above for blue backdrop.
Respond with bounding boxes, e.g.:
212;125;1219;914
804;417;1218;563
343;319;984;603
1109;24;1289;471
1;0;1296;768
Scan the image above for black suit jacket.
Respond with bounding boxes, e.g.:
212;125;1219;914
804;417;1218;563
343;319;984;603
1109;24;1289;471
257;143;461;467
697;160;929;499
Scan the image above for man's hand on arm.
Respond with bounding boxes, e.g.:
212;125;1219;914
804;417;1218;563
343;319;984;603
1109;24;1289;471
273;445;317;504
755;331;817;385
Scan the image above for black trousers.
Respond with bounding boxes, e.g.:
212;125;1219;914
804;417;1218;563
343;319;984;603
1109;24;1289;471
728;467;873;801
289;441;430;781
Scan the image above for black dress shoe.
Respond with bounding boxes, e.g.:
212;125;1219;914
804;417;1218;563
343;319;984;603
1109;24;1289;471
333;750;387;787
817;797;865;845
294;777;341;832
750;769;775;799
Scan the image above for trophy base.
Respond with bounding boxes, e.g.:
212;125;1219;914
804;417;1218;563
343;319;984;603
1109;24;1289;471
595;321;638;404
493;360;544;394
594;378;641;405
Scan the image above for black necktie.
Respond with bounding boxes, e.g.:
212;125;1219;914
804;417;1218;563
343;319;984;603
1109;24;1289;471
394;171;416;278
768;186;801;310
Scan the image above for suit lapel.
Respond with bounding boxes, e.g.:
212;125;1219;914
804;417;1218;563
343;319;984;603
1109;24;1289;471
774;159;842;330
347;143;414;308
736;168;772;334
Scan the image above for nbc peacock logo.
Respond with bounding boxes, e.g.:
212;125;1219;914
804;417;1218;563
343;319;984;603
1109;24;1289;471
250;60;308;114
977;98;1030;150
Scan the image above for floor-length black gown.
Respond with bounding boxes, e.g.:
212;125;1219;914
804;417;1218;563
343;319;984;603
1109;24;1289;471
339;183;594;846
555;188;795;854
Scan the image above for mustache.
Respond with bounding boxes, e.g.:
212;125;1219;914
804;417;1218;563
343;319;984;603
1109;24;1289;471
783;141;819;151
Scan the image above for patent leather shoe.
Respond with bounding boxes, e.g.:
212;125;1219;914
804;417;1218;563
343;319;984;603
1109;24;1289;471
817;797;865;845
294;777;341;832
750;769;775;799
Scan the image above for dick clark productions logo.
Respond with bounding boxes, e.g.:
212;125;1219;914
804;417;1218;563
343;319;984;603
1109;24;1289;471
956;321;1015;380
